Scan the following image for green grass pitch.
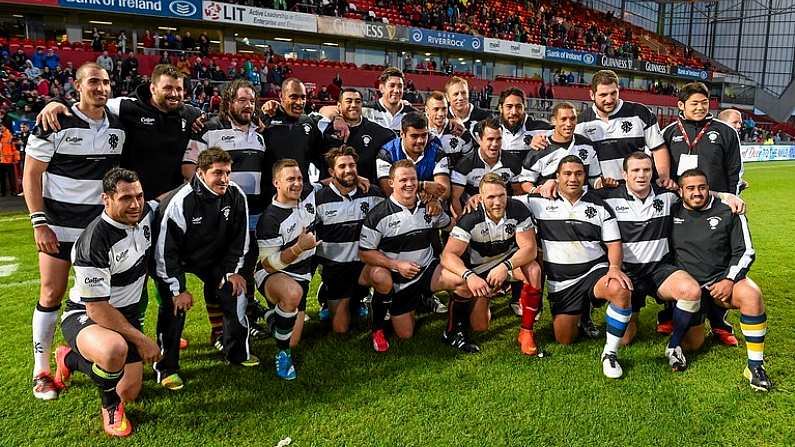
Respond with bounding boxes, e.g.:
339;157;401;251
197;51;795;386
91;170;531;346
1;161;794;446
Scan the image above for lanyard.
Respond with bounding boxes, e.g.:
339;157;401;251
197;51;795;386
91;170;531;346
676;119;711;154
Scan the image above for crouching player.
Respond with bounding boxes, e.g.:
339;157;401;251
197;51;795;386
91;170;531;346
54;168;160;437
358;160;463;352
672;169;771;391
441;173;543;354
255;159;319;380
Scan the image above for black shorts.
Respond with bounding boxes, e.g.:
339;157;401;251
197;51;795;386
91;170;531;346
390;260;439;317
547;267;608;316
691;286;732;326
256;272;310;312
61;311;142;364
320;262;369;301
43;241;74;262
629;263;682;312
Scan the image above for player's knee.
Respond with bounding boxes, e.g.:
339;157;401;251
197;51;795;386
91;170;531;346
678;282;701;301
38;284;66;306
608;284;631;307
526;262;542;286
98;338;128;369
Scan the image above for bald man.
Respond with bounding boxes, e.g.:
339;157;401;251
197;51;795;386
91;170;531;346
718;109;742;132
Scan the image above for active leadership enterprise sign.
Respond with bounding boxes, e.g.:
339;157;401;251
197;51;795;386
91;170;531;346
544;47;597;66
409;28;483;52
59;0;201;19
202;1;317;33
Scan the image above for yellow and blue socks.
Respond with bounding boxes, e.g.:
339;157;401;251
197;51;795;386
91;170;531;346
740;313;767;367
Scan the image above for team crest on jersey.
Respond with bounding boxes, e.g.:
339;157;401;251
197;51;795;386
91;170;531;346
500;172;511;182
221;205;231;221
78;314;89;325
360;201;370;215
523;134;533;146
578;148;588;161
305;202;315;214
707;131;719;143
584;206;597;219
584;127;596;136
362;134;372;147
707;216;722;230
143;225;150;242
652;198;664;213
449;137;459;149
108;134;119;150
423;212;432;224
620;121;633;134
303;123;312;134
505;223;515;235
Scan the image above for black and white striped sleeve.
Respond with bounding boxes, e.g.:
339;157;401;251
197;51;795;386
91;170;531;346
24;126;58;163
359;209;383;251
72;231;112;303
725;213;755;281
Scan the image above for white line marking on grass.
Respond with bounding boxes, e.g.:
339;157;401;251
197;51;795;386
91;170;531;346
0;278;39;289
0;256;16;262
0;264;19;277
0;216;27;222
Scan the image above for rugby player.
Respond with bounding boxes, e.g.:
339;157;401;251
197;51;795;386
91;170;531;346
53;168;160;437
672;169;771;391
426;91;474;168
523;155;633;378
444;76;493;135
361;67;418;133
24;63;126;399
442;173;543;355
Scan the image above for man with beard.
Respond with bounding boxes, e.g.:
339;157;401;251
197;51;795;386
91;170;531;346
315;146;385;333
497;87;553;163
254;159;319;380
38;64;203;200
671;169;770;391
426;91;474;168
153;148;255;391
442;173;542;355
188;80;270;343
24;63;126;400
659;82;742;344
522;156;633;378
362;67;418;134
575;70;674;188
359;160;461;352
445;76;493;137
316;88;396;184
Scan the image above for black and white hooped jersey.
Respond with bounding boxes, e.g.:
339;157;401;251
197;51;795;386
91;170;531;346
362;99;418;134
575;100;665;181
359;196;451;291
499;115;554;161
431;120;475;167
522;134;602;185
315;183;385;265
449;103;493;137
594;184;678;277
522;191;621;293
187;117;267;220
25;105;125;243
63;203;157;321
450;198;535;274
255;186;317;283
451;150;527;198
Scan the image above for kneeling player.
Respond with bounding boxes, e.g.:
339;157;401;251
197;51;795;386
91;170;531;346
255;159;319;380
441;173;542;354
54;169;160;437
523;155;633;378
358;160;463;351
672;169;771;390
315;146;384;333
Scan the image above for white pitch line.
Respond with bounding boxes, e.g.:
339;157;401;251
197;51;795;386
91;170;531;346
0;256;16;262
0;278;40;289
0;215;28;222
0;264;19;277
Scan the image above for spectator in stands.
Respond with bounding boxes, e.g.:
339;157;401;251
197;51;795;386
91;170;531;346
91;27;103;51
0;121;19;196
227;61;238;80
12;48;27;71
31;48;46;69
96;51;114;73
121;52;138;79
14;121;30;180
158;51;171;66
44;48;59;71
176;55;191;78
209;88;221;113
117;30;127;54
143;30;155;55
165;30;177;50
198;32;210;56
182;31;195;52
317;86;331;102
24;60;42;80
333;72;343;89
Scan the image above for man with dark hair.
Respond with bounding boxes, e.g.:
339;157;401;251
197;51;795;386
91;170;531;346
53;168;159;437
362;67;418;133
659;82;743;344
442;173;542;355
153;147;255;391
188;79;269;342
522;155;634;378
376;111;450;200
359;160;461;351
315;146;385;333
24;63;126;400
576;69;674;188
316;87;396;184
426;91;474;167
254;159;318;379
38;63;203;200
496;87;552;162
671;169;770;391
